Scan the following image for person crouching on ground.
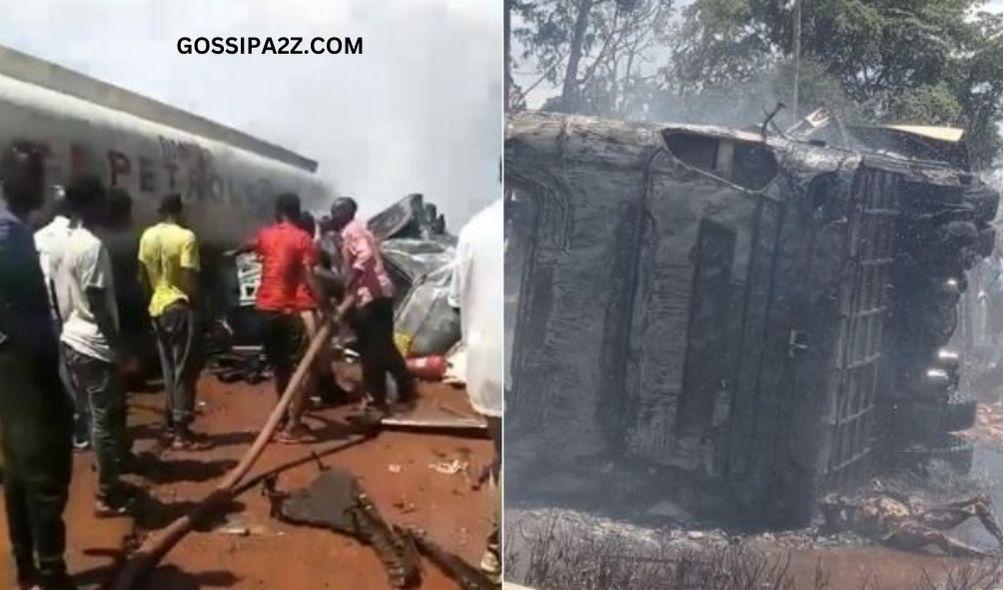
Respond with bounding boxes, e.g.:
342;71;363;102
328;197;414;417
448;198;504;581
229;193;330;443
57;174;135;517
138;193;208;450
0;142;75;590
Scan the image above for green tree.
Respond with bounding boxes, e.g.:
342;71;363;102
665;0;1002;165
513;0;674;116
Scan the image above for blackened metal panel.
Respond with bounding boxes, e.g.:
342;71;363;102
677;220;737;435
728;200;781;476
505;187;543;417
823;167;899;488
622;171;757;465
506;162;651;459
597;197;646;449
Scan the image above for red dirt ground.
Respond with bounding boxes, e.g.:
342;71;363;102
0;370;495;590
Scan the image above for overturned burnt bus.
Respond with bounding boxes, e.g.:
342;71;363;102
505;112;997;528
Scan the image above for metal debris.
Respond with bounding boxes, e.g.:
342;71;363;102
262;470;422;589
380;400;487;432
400;527;499;590
215;521;251;537
428;459;467;475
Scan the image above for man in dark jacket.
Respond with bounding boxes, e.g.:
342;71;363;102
0;141;74;589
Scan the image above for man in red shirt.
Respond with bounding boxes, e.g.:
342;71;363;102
231;193;328;443
329;197;415;416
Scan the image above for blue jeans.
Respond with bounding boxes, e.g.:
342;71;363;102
61;345;129;498
57;343;90;445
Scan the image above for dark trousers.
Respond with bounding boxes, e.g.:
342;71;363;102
485;415;501;555
62;345;129;498
153;302;199;428
0;350;72;584
261;311;310;425
349;298;414;405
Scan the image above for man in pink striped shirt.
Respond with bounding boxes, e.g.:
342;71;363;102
330;197;415;415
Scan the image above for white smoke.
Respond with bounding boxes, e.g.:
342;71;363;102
0;0;501;228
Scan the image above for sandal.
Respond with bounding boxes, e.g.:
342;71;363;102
171;431;212;451
276;424;313;445
95;490;135;518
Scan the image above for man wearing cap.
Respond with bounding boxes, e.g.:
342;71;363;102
138;193;206;450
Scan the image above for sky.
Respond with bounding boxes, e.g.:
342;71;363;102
0;0;501;227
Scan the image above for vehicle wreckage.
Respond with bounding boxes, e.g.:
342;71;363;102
213;193;462;379
505;111;997;528
263;467;497;589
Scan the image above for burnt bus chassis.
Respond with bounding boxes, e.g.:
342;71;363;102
505;113;996;527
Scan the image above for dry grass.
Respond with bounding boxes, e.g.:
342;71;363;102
505;513;1001;590
504;515;825;590
921;559;1003;590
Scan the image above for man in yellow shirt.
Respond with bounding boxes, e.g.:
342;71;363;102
138;194;206;450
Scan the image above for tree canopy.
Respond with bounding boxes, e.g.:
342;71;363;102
509;0;1003;166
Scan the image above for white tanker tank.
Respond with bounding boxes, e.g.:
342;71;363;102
0;44;329;244
0;45;332;362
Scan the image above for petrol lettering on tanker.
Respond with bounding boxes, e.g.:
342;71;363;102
107;150;131;187
138;157;156;192
18;136;291;222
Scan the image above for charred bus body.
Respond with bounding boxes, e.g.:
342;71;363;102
505;112;997;528
0;45;329;364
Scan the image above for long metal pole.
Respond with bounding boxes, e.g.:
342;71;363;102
792;0;802;126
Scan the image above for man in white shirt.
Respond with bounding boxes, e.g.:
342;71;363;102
57;174;133;516
448;198;503;580
34;195;91;450
34;194;71;320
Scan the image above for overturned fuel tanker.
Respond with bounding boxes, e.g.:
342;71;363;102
505;111;998;528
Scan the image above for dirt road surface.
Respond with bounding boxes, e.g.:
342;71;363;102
0;372;495;590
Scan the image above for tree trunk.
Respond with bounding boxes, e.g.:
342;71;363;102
560;0;593;112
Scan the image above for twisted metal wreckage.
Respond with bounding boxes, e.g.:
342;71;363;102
209;193;463;382
505;110;998;528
